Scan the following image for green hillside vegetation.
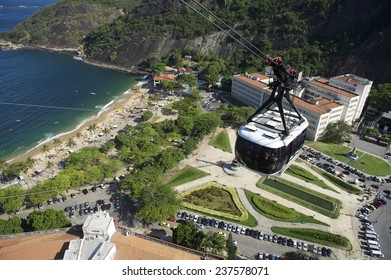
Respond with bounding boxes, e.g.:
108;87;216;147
3;0;389;82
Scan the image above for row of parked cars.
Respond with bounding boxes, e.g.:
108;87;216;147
358;220;384;258
176;211;333;257
64;199;112;218
302;146;391;184
356;194;388;220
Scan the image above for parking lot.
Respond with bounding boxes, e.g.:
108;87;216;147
151;210;335;260
4;184;121;226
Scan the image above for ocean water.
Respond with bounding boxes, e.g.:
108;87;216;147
0;1;138;160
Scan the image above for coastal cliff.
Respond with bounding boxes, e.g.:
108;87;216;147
1;0;391;83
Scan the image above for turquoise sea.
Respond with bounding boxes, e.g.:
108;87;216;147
0;0;138;160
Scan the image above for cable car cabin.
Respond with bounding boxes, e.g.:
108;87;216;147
235;109;308;176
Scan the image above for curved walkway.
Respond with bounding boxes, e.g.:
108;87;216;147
177;127;366;259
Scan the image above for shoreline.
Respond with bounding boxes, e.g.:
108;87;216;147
8;86;149;170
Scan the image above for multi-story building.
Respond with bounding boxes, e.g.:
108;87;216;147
231;72;372;141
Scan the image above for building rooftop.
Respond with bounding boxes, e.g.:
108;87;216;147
333;74;372;86
234;73;340;115
309;78;357;98
153;73;176;81
82;212;113;232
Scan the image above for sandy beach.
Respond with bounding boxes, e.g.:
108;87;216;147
7;85;150;187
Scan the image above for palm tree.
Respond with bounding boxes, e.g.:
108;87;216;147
46;161;55;178
25;157;36;169
41;144;50;156
52;138;61;149
87;123;97;135
66;138;76;148
76;131;83;142
102;127;111;140
201;232;226;255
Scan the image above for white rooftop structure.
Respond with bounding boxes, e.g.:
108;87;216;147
63;212;116;260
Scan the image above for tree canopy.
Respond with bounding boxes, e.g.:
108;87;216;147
25;209;71;231
367;83;391;112
319;120;352;144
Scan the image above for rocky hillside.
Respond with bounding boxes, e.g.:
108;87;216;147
1;0;391;84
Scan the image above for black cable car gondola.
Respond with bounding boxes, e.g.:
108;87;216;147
234;56;308;175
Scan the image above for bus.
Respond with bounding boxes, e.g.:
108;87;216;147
365;233;379;241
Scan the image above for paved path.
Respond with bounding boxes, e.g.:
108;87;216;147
176;127;367;259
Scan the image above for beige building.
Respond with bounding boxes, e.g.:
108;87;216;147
231;72;372;141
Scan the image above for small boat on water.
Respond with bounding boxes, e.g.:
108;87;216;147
73;56;83;61
16;119;22;123
90;92;96;95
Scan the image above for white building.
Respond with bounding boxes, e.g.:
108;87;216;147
63;212;117;260
231;72;372;141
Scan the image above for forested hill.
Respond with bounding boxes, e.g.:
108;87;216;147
1;0;391;84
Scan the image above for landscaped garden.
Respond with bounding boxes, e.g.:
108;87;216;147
163;165;209;188
271;226;352;250
258;177;341;219
180;182;257;227
286;164;339;193
208;129;232;153
244;189;328;226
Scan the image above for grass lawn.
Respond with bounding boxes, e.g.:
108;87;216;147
244;189;328;226
305;141;391;176
271;227;352;250
305;141;357;162
348;154;391;176
163;166;209;188
209;129;232;153
286;164;339;193
180;182;257;227
258;177;341;219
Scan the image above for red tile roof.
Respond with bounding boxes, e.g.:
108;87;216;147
153;73;176;81
310;78;356;98
233;74;341;115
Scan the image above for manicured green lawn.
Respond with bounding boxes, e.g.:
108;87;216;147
271;227;352;250
305;141;359;162
286;164;339;193
258;177;341;219
244;189;328;226
163;166;209;188
348;154;391;176
209;129;232;153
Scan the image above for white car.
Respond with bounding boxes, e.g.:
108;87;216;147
297;242;303;250
236;226;242;234
240;227;246;235
303;242;308;251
